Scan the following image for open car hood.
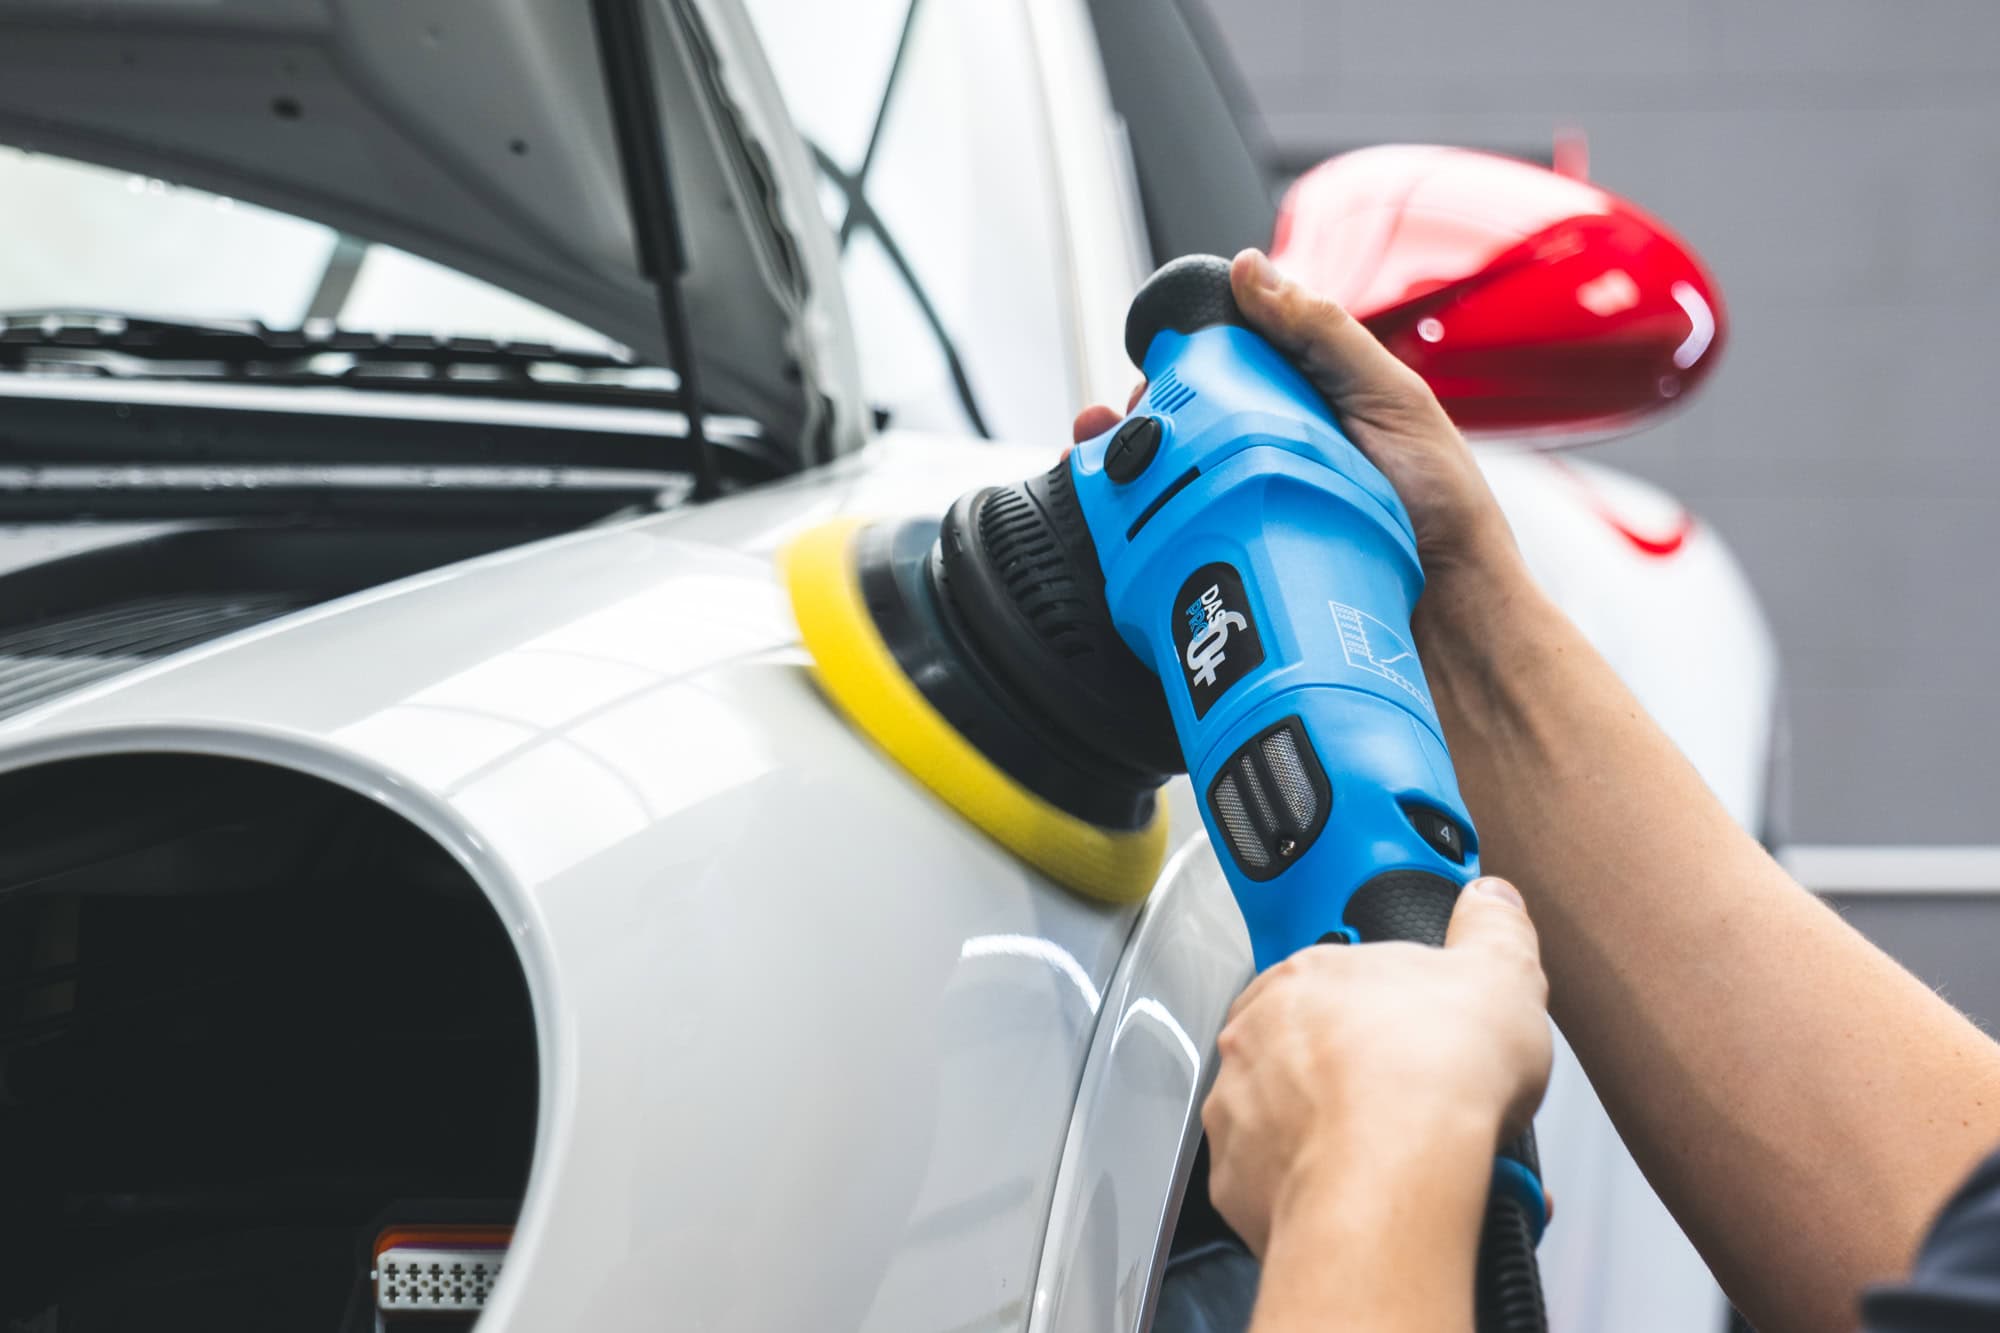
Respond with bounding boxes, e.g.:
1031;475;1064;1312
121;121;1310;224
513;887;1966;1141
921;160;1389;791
0;0;863;461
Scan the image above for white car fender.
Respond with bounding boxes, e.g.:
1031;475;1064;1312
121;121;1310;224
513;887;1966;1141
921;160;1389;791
0;434;1160;1332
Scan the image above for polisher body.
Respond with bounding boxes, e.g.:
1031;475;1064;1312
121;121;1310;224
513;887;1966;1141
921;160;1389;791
1074;322;1479;972
781;255;1547;1260
1073;274;1548;1250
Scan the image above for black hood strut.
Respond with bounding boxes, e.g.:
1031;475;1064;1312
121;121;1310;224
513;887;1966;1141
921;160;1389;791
590;0;721;501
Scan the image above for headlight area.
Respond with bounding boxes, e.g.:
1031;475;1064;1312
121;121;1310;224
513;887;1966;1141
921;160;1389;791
0;754;535;1331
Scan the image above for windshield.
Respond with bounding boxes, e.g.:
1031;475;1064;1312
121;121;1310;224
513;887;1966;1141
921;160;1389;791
0;146;623;355
745;0;1079;446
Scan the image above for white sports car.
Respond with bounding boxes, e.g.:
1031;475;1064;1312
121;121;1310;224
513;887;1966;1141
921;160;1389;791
0;2;1776;1330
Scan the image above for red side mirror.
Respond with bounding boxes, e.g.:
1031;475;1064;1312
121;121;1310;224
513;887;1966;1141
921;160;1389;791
1271;145;1726;444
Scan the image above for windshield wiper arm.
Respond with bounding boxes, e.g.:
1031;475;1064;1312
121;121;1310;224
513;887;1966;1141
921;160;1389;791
0;310;690;405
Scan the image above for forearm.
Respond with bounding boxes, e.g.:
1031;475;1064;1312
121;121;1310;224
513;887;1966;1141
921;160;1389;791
1250;1113;1493;1333
1418;550;2000;1333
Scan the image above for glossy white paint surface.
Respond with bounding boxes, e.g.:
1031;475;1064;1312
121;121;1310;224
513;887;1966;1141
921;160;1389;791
0;434;1163;1331
1032;818;1249;1333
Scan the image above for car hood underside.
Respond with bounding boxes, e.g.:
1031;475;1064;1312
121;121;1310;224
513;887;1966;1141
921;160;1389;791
0;0;863;458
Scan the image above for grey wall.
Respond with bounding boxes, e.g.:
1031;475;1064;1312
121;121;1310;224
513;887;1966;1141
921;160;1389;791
1201;0;2000;844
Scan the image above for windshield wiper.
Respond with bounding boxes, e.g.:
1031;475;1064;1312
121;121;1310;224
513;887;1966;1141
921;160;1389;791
0;309;687;409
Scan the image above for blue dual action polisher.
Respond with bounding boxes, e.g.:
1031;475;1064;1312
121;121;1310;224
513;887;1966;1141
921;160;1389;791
781;255;1547;1331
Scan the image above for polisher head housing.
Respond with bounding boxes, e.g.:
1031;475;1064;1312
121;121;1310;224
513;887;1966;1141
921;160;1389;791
780;499;1178;905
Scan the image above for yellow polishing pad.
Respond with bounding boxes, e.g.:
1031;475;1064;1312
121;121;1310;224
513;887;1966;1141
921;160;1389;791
780;517;1167;905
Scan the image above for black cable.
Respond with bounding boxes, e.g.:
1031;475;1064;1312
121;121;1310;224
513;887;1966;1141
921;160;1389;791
809;145;993;438
802;0;997;438
1476;1192;1549;1333
840;0;925;246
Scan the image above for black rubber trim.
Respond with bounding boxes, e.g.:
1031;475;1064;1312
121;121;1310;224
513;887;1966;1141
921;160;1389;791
855;519;1161;830
1124;254;1251;368
1126;466;1200;541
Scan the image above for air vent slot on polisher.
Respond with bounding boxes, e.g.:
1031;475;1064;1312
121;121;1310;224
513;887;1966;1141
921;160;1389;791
1148;368;1197;415
1206;716;1331;879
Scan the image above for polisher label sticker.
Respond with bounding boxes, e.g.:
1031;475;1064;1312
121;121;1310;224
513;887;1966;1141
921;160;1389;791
1328;600;1435;717
1174;563;1265;718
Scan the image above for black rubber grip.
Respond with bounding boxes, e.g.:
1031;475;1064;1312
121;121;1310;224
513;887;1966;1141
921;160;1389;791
1343;870;1549;1332
1123;254;1252;368
1341;871;1544;1179
1341;868;1460;947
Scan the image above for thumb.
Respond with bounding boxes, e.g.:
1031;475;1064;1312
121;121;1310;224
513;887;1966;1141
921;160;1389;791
1444;876;1541;963
1228;248;1420;410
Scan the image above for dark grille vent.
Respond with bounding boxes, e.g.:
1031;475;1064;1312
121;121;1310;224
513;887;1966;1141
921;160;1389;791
1149;368;1197;415
0;592;301;719
1205;717;1332;880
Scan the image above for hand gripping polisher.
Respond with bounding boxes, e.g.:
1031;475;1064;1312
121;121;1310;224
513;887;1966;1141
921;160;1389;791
781;255;1547;1331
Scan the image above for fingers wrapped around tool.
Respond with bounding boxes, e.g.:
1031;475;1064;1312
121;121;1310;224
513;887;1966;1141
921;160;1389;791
1201;877;1552;1252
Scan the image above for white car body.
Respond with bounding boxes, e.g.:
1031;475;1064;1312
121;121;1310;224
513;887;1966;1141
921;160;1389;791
0;1;1776;1329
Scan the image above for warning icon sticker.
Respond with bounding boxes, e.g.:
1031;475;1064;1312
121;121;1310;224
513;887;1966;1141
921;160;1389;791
1328;601;1434;716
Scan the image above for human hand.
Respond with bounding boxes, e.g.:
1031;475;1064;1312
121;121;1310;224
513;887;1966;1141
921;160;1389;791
1199;877;1551;1257
1071;248;1519;584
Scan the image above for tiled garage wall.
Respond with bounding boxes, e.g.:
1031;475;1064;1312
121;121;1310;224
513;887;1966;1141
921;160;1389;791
1201;0;2000;845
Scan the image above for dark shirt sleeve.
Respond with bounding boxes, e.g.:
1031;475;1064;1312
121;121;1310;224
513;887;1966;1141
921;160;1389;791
1862;1149;2000;1332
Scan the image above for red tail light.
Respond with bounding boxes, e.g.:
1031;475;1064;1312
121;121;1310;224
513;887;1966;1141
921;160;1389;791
1272;144;1726;445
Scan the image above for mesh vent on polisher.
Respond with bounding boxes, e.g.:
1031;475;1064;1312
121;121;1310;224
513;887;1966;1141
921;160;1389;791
1203;716;1331;880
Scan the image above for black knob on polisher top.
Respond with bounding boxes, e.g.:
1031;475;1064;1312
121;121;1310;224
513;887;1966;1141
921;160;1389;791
1123;253;1255;367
